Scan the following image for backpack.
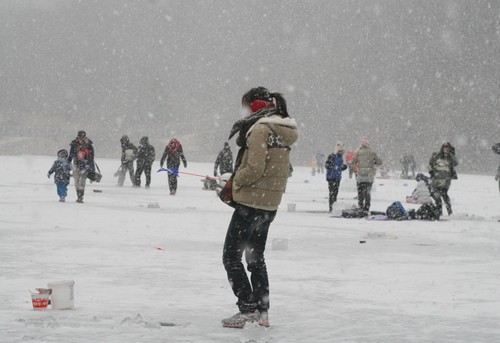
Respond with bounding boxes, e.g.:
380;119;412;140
386;201;408;220
416;203;440;221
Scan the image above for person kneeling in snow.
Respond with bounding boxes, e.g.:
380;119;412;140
406;180;433;204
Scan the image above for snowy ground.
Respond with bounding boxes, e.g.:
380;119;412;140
1;155;499;343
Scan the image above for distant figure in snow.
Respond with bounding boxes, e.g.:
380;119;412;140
160;138;187;195
117;135;138;186
315;151;325;174
325;141;347;212
47;149;72;202
214;142;234;177
428;142;458;216
345;149;355;179
134;136;155;188
493;143;500;192
400;155;416;179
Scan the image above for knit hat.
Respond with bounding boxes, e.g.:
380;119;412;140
57;149;68;157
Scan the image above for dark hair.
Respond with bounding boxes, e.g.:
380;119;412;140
241;87;289;117
269;92;289;118
77;130;86;138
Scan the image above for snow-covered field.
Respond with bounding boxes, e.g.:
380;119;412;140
1;155;499;343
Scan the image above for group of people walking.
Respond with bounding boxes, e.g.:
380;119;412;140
117;135;187;195
47;131;190;202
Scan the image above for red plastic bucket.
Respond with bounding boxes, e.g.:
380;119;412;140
31;293;50;309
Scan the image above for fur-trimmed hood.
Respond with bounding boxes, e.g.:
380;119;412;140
246;115;298;147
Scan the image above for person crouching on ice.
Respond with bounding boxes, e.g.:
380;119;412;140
47;149;72;202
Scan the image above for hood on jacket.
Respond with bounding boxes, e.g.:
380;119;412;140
247;115;298;147
57;149;68;158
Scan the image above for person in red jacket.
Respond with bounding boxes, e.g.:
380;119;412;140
345;149;355;179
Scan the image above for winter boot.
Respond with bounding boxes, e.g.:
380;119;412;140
446;205;452;216
221;311;259;329
258;311;270;327
59;197;65;202
76;190;84;203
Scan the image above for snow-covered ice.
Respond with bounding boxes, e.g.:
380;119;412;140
1;155;499;342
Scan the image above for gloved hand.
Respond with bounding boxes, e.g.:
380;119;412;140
214;172;217;177
47;173;51;179
495;175;499;181
183;162;187;168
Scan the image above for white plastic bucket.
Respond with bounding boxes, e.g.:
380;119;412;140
287;203;296;212
47;280;75;309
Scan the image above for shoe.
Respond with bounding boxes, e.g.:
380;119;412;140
59;197;65;202
258;311;270;327
221;311;259;329
145;185;150;189
170;191;176;196
76;190;84;203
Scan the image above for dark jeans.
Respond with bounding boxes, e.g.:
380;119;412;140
222;204;276;313
168;173;177;192
327;180;340;209
357;182;373;211
118;161;135;186
135;163;152;187
432;186;452;214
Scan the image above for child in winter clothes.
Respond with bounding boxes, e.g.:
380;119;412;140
47;149;72;202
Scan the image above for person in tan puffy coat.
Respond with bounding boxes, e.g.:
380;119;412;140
221;87;298;329
352;136;382;212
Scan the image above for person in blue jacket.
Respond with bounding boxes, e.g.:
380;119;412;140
47;149;72;202
325;141;347;212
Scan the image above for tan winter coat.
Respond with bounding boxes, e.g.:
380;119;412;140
352;145;382;183
233;115;298;211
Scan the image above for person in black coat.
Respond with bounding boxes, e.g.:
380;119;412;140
160;138;187;195
493;143;500;192
428;142;458;216
134;136;155;188
67;130;95;203
214;142;234;177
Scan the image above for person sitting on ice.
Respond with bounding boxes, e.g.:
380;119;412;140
406;180;433;204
